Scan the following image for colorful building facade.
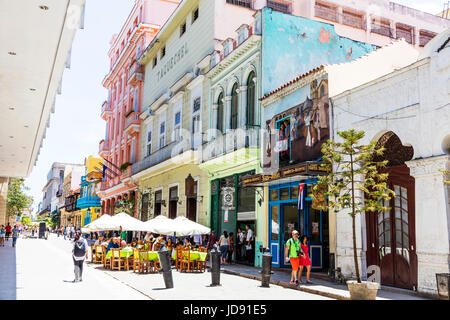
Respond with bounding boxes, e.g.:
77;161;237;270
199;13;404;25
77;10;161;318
98;0;181;217
75;156;104;228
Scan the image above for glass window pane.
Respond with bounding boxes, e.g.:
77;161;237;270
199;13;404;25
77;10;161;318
395;208;401;219
396;231;402;245
403;234;409;247
402;211;408;223
290;186;299;200
401;187;407;199
402;222;408;235
377;212;383;224
378;235;384;247
394;185;400;196
280;188;289;200
385;231;390;245
237;187;255;213
395;218;401;231
271;206;279;241
384;220;390;231
395;196;400;207
401;198;408;210
309;208;321;243
270;189;278;201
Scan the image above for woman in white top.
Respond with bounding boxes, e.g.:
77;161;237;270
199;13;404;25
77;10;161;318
218;231;229;264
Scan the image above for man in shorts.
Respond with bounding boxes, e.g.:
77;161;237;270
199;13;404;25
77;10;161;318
284;230;304;285
5;223;12;241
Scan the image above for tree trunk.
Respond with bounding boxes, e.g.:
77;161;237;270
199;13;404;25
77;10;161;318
350;153;361;283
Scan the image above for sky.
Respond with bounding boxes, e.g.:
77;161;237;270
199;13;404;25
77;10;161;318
24;0;446;214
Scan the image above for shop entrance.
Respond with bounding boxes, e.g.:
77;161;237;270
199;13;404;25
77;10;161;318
269;182;329;271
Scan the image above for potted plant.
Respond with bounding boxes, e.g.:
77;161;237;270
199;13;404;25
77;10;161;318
313;129;395;300
120;162;132;172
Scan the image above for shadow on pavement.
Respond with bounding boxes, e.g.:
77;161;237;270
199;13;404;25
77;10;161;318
0;239;17;300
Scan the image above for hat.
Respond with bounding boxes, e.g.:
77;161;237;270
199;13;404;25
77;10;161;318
292;230;299;235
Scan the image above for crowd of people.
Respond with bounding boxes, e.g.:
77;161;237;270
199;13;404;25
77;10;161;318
0;223;20;247
212;225;255;265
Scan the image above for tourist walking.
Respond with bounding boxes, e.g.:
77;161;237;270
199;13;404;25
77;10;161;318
218;231;229;264
298;235;313;284
236;228;245;261
284;230;304;285
72;232;88;282
206;231;217;251
12;225;19;247
0;225;5;246
5;223;12;241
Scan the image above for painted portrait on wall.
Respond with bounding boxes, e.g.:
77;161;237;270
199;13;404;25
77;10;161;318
264;79;329;170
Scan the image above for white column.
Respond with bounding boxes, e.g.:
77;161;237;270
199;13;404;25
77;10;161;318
240;85;247;128
211;103;218;139
406;155;450;295
225;96;232;132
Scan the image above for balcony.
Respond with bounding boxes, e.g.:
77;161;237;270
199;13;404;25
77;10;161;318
77;196;101;209
371;20;392;37
201;126;260;163
127;59;144;86
99;140;111;157
315;2;338;22
120;166;132;181
267;0;292;14
132;141;186;175
124;112;140;136
226;0;253;8
101;100;113;120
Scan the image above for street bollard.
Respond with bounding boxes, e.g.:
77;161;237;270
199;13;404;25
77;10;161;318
158;247;174;289
210;248;221;286
261;251;272;288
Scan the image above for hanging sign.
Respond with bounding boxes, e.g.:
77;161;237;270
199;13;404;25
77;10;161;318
274;139;288;153
297;183;305;210
312;222;319;234
222;187;235;211
224;210;228;223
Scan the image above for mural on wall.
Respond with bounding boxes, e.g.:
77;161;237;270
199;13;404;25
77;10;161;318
262;8;375;95
264;78;329;170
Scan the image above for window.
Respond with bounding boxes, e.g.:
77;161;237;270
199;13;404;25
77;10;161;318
153;57;157;68
180;22;186;37
169;186;178;219
246;72;256;126
133;89;139;112
217;92;224;133
226;0;252;8
230;83;239;129
154;190;162;217
192;8;199;22
159;121;165;149
193;97;201;113
192;97;201;148
174;111;181;141
161;46;166;58
146;124;152;157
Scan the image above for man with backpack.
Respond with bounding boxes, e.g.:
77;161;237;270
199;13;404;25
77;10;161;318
284;230;305;285
72;232;88;282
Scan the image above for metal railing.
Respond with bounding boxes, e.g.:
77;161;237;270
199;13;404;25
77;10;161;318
226;0;253;9
132;142;182;175
315;3;338;22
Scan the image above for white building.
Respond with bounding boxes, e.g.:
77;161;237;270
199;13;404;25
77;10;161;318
330;29;450;296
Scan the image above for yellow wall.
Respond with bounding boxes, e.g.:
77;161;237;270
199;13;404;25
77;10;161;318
85;155;104;180
137;163;209;226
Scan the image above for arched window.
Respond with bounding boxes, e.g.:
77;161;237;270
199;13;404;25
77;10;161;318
217;92;224;133
230;83;239;129
247;72;256;126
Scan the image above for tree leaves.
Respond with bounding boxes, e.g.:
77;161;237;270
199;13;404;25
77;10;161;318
6;178;33;218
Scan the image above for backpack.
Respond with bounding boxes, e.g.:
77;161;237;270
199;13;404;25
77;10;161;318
73;239;86;257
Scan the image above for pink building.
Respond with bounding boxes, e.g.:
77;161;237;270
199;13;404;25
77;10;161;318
98;0;180;216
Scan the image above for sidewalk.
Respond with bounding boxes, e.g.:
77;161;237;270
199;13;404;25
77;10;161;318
216;262;429;300
0;239;16;300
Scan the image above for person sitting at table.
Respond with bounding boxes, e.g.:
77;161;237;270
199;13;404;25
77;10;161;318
120;239;127;248
183;237;192;248
152;236;163;251
94;235;104;247
176;237;184;247
105;237;120;255
166;238;174;254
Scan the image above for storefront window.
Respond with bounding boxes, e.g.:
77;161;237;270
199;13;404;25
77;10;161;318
271;205;279;240
290;186;299;200
280;187;289;200
270;189;278;201
237;187;255;212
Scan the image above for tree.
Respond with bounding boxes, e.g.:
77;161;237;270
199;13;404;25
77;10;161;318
313;129;395;283
20;215;32;227
114;198;135;216
6;178;33;218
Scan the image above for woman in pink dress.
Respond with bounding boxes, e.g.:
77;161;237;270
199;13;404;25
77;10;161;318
298;235;312;284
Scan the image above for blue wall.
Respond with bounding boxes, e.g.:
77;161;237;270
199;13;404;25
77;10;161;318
262;8;376;95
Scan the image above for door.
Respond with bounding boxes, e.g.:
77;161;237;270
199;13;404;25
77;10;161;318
187;197;197;222
281;203;299;268
270;205;280;267
305;205;324;270
366;165;417;290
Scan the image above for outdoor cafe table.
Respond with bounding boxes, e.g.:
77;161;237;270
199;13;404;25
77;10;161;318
139;251;160;261
171;249;207;262
105;247;134;259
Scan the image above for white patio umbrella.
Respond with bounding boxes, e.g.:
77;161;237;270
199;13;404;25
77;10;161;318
172;216;211;236
108;212;148;232
141;215;178;235
81;214;116;233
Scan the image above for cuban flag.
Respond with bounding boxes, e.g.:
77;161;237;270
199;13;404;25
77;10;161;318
297;184;305;210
